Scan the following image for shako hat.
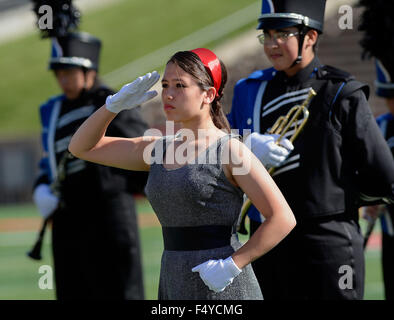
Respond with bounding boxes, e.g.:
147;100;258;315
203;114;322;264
49;32;101;71
257;0;326;33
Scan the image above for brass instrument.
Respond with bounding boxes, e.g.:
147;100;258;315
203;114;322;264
238;88;316;235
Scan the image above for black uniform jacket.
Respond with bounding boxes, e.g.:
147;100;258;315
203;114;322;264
230;56;394;222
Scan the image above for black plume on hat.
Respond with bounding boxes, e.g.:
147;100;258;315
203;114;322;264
31;1;101;71
359;0;394;97
31;0;81;38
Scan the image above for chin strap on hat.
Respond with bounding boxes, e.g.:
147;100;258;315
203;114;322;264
291;26;308;67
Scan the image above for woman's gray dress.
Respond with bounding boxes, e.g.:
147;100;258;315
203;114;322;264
145;134;263;300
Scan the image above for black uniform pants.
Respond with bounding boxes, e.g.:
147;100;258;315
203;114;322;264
51;193;144;300
250;216;365;300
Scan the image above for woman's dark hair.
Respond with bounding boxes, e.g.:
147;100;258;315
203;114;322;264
167;51;231;132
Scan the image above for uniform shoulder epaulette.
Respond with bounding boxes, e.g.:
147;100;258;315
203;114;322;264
317;65;355;82
319;65;370;105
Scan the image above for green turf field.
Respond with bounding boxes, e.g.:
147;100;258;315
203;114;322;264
0;199;161;300
0;0;258;137
0;200;385;300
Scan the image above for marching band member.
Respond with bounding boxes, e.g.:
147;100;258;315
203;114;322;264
33;29;148;299
228;0;394;299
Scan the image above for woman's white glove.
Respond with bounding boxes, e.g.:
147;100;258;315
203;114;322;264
105;71;160;113
244;132;294;168
33;184;59;219
192;256;242;293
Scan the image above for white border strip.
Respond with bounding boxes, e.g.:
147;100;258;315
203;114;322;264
263;88;311;111
262;94;309;117
253;81;268;132
47;99;61;181
272;162;300;176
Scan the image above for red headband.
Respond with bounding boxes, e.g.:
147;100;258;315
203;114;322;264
190;48;222;98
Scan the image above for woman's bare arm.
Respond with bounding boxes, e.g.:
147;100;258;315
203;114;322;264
69;105;159;171
224;139;296;269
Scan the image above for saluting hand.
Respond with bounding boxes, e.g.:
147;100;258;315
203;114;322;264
105;71;160;113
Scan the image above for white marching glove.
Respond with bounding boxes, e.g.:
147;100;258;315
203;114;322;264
105;71;160;113
33;184;59;219
245;132;294;168
192;256;242;293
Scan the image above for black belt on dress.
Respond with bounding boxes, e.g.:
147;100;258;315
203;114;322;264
162;225;233;251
